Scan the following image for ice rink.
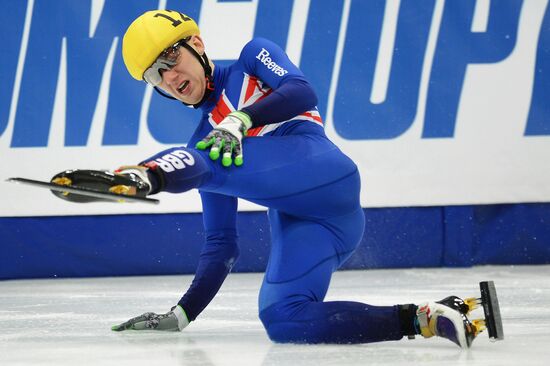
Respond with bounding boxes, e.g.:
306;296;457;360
1;265;549;366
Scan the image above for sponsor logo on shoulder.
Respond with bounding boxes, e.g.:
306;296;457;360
256;48;288;77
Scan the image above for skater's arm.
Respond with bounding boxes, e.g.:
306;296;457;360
196;39;320;167
177;192;240;322
239;38;318;127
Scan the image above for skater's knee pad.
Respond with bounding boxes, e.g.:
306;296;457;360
259;299;309;343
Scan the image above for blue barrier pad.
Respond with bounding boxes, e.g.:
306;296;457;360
1;204;549;280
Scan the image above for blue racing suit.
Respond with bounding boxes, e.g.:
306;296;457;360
141;38;404;343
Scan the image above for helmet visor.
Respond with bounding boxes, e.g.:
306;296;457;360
143;38;190;86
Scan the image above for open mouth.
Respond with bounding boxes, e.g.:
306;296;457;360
177;80;190;94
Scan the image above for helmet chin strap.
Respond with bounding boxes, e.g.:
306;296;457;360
153;42;215;109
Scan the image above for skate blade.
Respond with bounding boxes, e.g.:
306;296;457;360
480;281;504;341
7;177;159;205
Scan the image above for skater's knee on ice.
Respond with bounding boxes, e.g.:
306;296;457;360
261;321;296;343
259;298;312;343
259;308;292;343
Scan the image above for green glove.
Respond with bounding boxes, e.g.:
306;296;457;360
111;305;189;331
196;111;252;167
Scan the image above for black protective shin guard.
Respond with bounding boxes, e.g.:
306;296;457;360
398;304;419;339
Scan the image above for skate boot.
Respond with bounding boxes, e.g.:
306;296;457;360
416;299;476;348
50;166;151;203
416;281;504;348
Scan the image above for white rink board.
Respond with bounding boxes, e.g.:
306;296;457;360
1;265;549;366
1;0;549;217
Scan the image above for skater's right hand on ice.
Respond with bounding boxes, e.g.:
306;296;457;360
111;305;189;332
196;111;252;167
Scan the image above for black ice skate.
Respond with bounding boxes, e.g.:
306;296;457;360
417;281;503;348
7;167;159;205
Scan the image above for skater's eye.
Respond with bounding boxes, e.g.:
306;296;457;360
161;44;181;64
143;37;190;86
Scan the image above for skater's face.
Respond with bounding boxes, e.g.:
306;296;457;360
149;36;210;105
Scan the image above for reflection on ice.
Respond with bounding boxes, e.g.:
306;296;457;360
0;266;549;365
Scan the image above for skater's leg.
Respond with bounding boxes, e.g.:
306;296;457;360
258;208;405;344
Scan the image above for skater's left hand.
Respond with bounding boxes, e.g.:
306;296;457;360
196;111;252;167
111;305;189;331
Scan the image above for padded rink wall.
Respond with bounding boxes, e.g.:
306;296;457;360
1;0;550;279
1;204;550;280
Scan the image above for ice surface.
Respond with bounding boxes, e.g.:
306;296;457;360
1;265;549;365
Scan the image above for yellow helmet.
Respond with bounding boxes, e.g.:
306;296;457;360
122;10;200;81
